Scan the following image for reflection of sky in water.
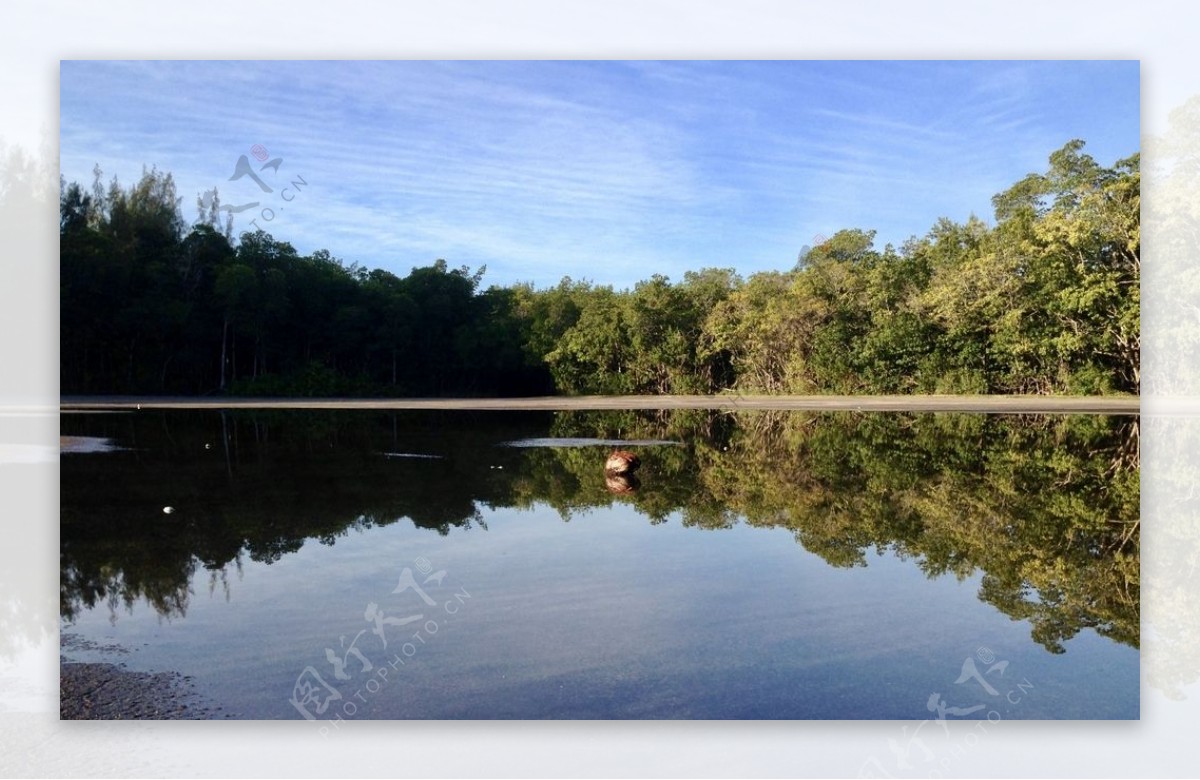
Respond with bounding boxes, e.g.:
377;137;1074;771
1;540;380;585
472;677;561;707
60;436;125;454
501;438;682;448
62;497;1139;720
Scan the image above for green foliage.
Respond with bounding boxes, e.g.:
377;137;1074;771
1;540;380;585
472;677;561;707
61;140;1138;398
60;175;552;396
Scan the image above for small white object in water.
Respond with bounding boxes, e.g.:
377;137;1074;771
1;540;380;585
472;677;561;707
162;506;174;514
205;443;211;450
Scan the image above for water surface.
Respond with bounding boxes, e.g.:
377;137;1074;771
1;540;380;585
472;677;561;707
60;408;1140;719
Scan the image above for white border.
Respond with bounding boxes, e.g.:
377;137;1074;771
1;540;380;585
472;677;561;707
3;1;1196;776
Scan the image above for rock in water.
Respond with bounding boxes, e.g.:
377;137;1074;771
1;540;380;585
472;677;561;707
605;450;640;475
605;473;641;494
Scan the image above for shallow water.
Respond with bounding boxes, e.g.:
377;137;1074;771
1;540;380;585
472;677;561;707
500;436;681;447
59;408;1140;720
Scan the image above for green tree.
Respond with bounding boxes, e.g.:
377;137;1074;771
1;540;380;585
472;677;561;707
546;286;634;394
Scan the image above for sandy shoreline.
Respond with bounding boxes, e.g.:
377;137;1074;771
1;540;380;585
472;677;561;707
59;662;221;720
60;635;231;720
60;393;1140;414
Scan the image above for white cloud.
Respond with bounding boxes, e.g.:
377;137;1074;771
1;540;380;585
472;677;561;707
59;60;1140;288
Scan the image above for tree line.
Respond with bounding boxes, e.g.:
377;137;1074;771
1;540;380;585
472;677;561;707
60;140;1139;397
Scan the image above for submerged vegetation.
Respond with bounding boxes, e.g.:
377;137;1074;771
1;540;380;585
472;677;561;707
60;140;1139;398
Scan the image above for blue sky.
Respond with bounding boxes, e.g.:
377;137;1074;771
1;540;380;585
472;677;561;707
59;60;1140;290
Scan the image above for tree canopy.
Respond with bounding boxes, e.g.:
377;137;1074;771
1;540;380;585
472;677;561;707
61;140;1139;397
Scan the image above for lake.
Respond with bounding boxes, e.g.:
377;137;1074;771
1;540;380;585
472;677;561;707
59;407;1140;720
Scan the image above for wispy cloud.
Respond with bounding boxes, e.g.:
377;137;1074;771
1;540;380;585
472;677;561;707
59;60;1140;288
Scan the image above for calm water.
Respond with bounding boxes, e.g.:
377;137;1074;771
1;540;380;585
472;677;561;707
60;408;1140;720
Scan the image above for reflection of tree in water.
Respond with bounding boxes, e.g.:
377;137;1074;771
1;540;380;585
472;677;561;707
60;410;529;623
532;408;1140;654
60;551;197;625
2;134;59;660
1142;414;1200;700
61;408;1139;655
